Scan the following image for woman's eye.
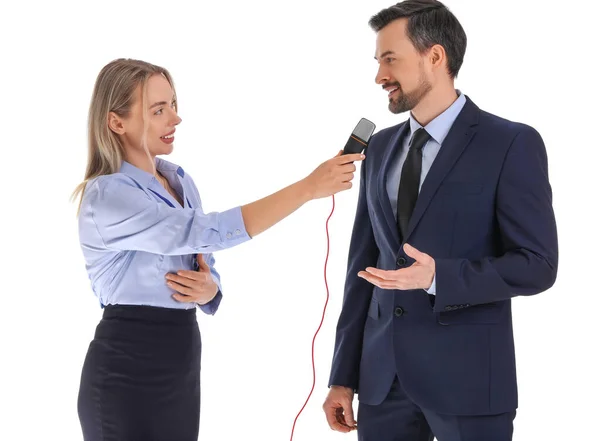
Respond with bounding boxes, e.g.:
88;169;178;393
154;101;176;115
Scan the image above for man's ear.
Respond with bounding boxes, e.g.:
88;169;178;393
108;111;126;135
429;44;446;72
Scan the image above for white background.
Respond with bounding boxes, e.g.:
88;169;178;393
1;0;599;440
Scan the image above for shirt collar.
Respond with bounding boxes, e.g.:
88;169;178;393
156;157;185;178
119;157;186;187
408;90;467;145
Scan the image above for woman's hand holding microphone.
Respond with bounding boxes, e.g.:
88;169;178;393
302;151;364;200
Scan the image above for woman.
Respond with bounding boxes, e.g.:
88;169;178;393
73;58;363;441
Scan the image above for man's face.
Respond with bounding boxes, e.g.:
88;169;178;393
374;18;433;114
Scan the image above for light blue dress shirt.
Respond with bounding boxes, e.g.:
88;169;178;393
78;157;251;312
386;91;467;295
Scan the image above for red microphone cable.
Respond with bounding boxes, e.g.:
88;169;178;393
289;194;336;441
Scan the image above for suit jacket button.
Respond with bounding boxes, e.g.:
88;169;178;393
444;306;452;311
394;307;404;317
396;257;407;266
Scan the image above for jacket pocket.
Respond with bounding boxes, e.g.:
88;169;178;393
367;297;380;320
437;301;505;325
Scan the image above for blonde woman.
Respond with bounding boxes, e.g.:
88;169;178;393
74;58;363;441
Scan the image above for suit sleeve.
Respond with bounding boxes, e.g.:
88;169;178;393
328;150;380;391
433;125;558;312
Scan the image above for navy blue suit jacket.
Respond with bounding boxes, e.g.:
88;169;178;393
328;96;558;416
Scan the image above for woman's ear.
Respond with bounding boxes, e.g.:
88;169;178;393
108;112;126;135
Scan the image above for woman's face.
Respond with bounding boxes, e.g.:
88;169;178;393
110;74;182;158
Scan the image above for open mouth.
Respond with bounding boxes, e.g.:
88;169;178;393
160;130;175;144
386;86;400;98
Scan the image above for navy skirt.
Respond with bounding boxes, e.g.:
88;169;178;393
77;304;202;441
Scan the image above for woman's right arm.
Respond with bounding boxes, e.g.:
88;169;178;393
241;152;363;237
81;152;364;255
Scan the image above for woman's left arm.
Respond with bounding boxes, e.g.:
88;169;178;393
164;253;222;314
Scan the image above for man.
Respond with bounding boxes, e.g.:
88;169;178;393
322;1;558;440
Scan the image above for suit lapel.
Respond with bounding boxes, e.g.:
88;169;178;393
376;121;411;248
405;97;480;239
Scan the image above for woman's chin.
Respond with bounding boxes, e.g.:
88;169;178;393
155;144;174;156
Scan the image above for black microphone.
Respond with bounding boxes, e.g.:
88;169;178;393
343;118;376;154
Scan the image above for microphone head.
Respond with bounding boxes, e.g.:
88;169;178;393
352;118;376;143
343;118;376;155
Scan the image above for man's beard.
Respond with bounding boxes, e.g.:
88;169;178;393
388;73;432;114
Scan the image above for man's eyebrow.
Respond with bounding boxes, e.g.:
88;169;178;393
375;50;395;60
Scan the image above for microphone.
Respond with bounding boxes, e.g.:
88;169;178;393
343;118;376;155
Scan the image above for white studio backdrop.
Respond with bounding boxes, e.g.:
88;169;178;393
1;0;598;440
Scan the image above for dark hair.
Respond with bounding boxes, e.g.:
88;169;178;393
369;0;467;78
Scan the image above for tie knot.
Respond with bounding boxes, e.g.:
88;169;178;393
409;128;430;151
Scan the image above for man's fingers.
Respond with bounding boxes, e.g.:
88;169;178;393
329;407;353;433
342;401;356;427
324;406;338;430
323;388;357;433
358;271;386;287
324;397;354;433
364;267;397;280
325;406;345;431
358;271;409;290
403;243;431;264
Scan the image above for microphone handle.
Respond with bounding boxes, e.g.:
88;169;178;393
343;134;368;155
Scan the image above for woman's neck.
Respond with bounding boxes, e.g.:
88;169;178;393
124;150;157;176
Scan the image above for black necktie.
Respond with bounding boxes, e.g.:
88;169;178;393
397;128;431;241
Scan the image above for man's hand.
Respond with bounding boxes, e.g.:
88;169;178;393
358;243;435;290
323;386;357;433
165;254;218;305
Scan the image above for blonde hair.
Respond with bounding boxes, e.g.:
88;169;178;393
71;58;178;214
